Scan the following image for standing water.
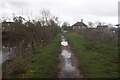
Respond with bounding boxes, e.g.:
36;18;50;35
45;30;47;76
59;36;83;78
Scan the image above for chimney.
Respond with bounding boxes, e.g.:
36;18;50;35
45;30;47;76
81;19;83;22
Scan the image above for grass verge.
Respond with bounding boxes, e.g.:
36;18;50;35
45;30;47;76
23;35;60;78
63;32;119;78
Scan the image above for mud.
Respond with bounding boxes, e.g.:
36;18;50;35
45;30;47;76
58;36;83;78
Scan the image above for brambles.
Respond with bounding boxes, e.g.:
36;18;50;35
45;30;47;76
2;9;61;78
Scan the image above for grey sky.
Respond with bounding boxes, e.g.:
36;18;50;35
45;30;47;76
0;0;119;25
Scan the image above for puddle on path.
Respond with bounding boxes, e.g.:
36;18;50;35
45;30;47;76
59;36;83;78
61;49;71;59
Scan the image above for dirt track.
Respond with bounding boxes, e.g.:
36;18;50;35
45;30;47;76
58;36;83;78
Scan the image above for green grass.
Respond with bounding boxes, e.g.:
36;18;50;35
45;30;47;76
63;32;119;78
23;35;60;78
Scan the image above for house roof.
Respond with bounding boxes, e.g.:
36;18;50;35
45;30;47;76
97;25;108;28
2;22;14;24
115;24;120;26
72;22;87;27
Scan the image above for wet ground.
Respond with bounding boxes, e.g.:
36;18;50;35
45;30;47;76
58;36;83;78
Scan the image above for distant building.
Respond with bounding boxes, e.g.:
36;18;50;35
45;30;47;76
109;27;118;33
86;27;97;32
115;24;120;27
96;25;109;32
72;19;87;29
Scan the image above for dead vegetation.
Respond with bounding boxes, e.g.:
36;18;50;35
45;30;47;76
2;9;61;78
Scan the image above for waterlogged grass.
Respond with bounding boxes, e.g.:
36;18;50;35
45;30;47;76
64;32;119;78
24;35;60;78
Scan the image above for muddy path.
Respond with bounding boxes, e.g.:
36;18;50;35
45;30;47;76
58;35;83;78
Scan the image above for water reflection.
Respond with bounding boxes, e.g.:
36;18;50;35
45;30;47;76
61;41;68;46
2;46;12;63
61;49;76;73
61;36;68;46
61;49;71;59
60;36;77;76
64;62;75;72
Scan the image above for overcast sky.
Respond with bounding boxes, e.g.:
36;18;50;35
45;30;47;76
0;0;119;25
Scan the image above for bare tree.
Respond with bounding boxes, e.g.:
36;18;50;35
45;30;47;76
88;22;94;27
62;22;70;30
95;21;102;26
41;9;51;25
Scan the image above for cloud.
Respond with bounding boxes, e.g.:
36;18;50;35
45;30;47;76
0;0;119;24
